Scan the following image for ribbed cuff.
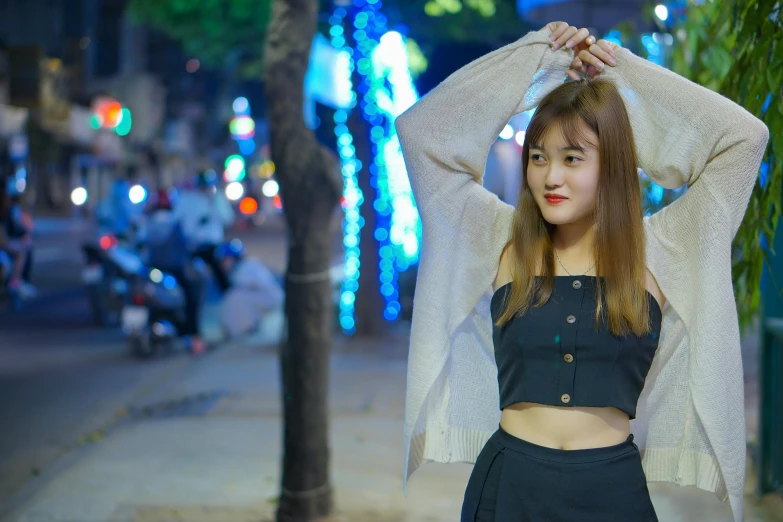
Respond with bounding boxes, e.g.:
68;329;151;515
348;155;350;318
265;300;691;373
642;447;728;501
445;426;494;464
404;425;494;494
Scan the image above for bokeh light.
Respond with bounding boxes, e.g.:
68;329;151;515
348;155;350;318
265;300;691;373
129;185;147;204
262;180;280;198
71;187;88;206
239;197;258;215
225;182;245;201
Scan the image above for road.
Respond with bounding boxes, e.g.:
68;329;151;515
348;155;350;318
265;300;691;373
0;217;295;510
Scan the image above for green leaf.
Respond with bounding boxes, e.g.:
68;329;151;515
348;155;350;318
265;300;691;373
671;0;783;332
128;0;272;75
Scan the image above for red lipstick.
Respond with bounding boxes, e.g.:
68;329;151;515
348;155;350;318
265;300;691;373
544;193;568;204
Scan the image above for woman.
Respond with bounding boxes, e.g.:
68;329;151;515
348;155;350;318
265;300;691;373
396;21;768;522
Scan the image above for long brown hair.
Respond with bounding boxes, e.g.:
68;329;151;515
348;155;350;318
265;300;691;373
495;78;650;337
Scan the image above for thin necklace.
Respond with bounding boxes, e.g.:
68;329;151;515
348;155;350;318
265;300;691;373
554;250;595;276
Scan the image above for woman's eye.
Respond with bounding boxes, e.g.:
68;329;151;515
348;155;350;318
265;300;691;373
531;154;545;162
565;156;582;164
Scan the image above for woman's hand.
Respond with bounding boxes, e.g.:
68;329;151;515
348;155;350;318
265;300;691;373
567;39;620;81
542;22;593;53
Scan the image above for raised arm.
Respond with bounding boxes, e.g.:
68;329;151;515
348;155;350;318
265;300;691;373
595;44;769;235
396;28;575;213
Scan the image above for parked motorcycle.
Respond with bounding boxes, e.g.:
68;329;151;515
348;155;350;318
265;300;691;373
82;233;144;326
122;259;208;359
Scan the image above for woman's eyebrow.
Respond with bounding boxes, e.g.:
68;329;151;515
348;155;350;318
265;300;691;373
529;145;586;152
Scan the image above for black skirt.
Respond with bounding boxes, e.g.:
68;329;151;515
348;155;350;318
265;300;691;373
461;426;658;522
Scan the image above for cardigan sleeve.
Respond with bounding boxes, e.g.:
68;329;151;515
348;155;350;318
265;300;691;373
602;48;769;237
603;48;768;522
395;29;574;224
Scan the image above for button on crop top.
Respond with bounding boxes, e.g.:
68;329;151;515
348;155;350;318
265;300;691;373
490;276;662;419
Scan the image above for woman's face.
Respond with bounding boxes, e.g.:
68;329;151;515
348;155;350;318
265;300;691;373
526;123;600;227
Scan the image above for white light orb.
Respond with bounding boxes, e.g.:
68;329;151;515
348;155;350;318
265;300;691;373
129;184;147;204
499;125;514;140
71;187;88;206
262;180;280;198
225;182;245;201
655;4;669;21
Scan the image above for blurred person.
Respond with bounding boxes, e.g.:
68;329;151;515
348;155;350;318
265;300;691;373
172;169;235;292
1;178;35;295
94;178;140;240
396;21;769;522
216;239;284;338
145;189;189;271
145;188;206;354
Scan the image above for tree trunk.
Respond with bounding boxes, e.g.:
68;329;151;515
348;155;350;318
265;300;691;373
345;11;388;338
349;109;388;337
264;1;342;520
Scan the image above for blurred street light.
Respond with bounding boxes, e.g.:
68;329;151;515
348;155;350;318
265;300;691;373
499;124;514;140
262;180;280;198
71;187;88;206
226;182;244;201
129;185;147;204
233;97;250;114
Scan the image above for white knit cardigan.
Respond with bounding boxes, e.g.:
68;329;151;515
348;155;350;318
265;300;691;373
396;29;769;522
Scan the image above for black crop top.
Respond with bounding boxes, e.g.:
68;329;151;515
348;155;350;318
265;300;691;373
490;276;662;419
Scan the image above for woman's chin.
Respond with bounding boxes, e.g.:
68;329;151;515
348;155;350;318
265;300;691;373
539;208;578;226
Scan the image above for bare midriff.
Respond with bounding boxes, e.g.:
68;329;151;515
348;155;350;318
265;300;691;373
500;402;631;450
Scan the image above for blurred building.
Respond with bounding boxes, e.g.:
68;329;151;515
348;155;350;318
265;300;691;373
0;0;217;212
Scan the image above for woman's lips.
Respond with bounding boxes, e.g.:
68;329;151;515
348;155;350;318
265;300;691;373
544;195;567;204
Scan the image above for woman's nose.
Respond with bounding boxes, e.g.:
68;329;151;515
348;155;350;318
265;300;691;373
544;167;565;188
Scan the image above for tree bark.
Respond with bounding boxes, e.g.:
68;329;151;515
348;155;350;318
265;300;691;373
349;109;388;337
264;1;342;520
345;11;388;338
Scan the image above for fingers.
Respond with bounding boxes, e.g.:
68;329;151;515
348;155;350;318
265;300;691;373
589;42;616;66
570;56;586;74
577;48;606;73
552;26;578;50
547;22;570;41
554;26;594;51
567;28;590;48
566;69;583;82
597;40;617;57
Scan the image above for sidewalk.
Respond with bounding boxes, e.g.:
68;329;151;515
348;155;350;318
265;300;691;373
5;328;783;522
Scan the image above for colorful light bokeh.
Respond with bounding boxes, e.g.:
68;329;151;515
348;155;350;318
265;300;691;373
91;97;131;136
239;197;258;215
330;2;421;334
230;116;255;139
224;155;246;182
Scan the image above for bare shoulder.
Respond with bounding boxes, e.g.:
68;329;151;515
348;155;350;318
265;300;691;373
644;268;666;311
495;243;514;291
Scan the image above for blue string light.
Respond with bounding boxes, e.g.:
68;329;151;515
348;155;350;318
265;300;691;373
330;7;363;335
349;1;420;323
331;1;420;332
